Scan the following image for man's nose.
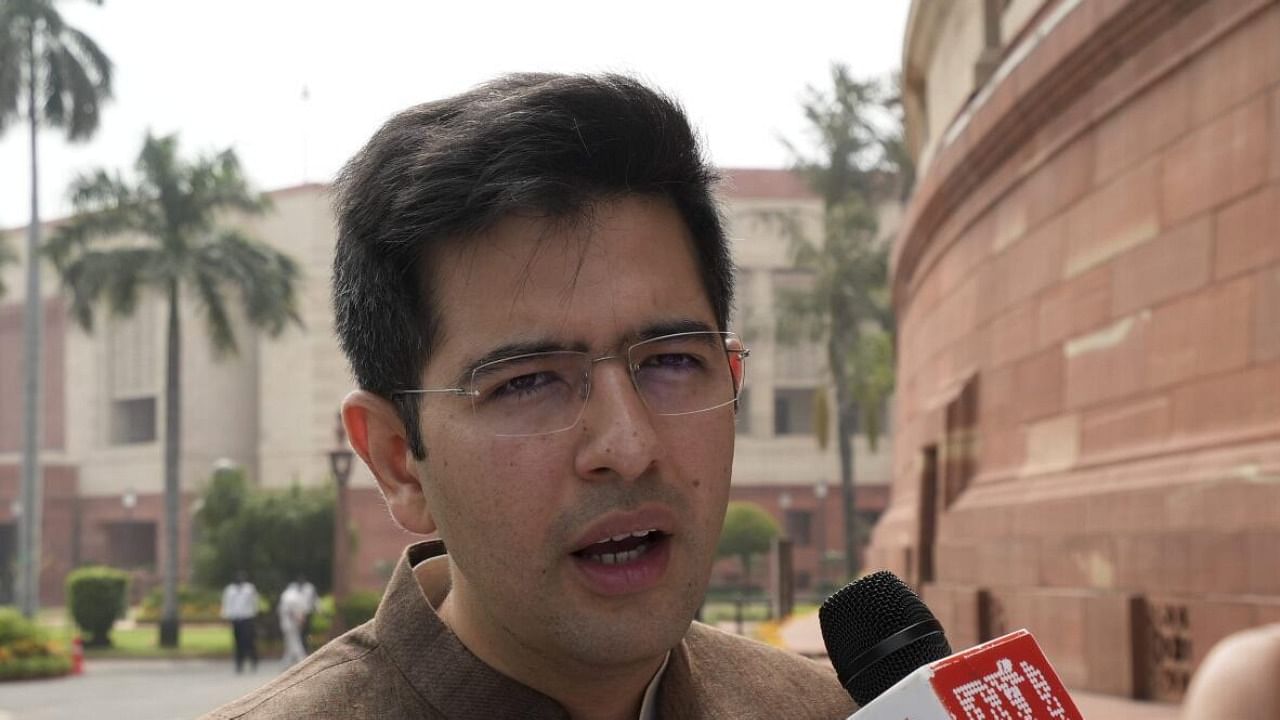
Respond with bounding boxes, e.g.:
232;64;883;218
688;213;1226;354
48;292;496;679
572;360;662;482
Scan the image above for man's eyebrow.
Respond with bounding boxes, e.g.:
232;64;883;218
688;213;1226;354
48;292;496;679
634;318;716;342
455;318;716;383
457;338;590;383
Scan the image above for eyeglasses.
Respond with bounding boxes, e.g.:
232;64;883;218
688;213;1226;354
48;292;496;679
394;331;749;437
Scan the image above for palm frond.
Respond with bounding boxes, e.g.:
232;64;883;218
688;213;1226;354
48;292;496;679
24;1;107;140
0;10;22;130
32;1;65;38
189;149;272;217
191;265;238;356
63;26;111;93
56;247;163;331
45;170;147;268
46;41;101;140
192;229;303;351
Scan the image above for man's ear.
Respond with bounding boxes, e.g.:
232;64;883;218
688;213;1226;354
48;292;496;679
341;390;437;535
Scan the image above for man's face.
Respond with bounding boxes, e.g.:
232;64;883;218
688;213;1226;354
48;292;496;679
414;196;735;670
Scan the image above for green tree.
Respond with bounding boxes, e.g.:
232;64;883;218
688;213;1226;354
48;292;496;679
193;468;334;604
778;64;908;580
44;132;302;647
716;501;779;593
0;0;112;619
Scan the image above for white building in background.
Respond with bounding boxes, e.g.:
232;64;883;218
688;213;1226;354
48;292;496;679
0;170;892;604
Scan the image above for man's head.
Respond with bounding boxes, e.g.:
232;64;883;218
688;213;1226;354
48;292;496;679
332;73;733;459
333;74;740;677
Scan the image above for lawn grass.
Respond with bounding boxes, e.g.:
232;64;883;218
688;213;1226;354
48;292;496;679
43;621;234;659
85;624;233;658
700;600;822;625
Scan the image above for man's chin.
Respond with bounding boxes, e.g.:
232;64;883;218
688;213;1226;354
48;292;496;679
558;612;692;669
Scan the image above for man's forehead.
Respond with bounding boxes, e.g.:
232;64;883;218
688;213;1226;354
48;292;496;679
418;197;715;380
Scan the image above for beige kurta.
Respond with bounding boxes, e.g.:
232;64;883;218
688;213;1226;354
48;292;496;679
201;541;856;719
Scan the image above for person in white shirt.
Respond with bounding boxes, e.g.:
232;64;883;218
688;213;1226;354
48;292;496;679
278;581;309;666
294;576;318;653
220;571;259;673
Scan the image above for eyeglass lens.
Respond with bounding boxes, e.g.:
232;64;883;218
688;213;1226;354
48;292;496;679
468;332;745;437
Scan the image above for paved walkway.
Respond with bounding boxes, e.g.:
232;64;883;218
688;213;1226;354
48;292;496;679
0;658;277;720
778;611;1181;720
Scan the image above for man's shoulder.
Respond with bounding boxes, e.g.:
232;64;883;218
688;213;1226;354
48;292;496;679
684;621;836;678
199;624;435;720
669;622;856;717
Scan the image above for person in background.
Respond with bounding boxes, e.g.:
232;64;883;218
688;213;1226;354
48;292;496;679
278;581;308;667
220;570;258;673
294;575;318;653
1181;623;1280;719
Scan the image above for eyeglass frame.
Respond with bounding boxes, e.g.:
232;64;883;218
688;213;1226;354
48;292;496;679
391;330;751;437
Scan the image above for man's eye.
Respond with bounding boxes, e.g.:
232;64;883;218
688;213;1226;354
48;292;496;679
489;372;558;399
644;353;703;370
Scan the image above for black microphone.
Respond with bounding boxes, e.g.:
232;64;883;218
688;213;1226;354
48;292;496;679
820;571;1084;719
819;570;953;706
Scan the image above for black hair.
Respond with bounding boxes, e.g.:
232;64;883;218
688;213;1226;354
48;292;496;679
331;73;732;459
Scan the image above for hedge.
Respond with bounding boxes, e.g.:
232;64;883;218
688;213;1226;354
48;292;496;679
66;566;130;647
0;608;71;681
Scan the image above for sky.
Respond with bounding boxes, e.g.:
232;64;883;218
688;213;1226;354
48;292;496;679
0;1;910;229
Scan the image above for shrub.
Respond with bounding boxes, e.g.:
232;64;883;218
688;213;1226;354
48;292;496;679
136;585;224;623
0;607;71;681
716;501;780;590
309;594;334;640
0;608;39;646
0;654;72;681
336;591;380;629
193;470;335;604
66;566;130;647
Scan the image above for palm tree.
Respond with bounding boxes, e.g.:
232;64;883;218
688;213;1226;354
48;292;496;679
45;132;303;647
0;0;112;618
777;64;907;580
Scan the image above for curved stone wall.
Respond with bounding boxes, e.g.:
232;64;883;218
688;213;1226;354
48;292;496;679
873;0;1280;700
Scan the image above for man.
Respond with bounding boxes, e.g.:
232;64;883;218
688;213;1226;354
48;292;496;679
291;574;318;654
277;580;309;667
204;73;855;719
219;570;258;674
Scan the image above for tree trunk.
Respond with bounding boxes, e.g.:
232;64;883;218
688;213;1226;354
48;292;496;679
159;279;182;647
836;399;859;580
18;21;44;619
829;328;860;582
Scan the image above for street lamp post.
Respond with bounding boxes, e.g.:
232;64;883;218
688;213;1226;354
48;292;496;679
328;413;354;634
814;478;828;590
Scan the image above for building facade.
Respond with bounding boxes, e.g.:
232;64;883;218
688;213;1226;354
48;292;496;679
0;169;892;605
868;0;1280;702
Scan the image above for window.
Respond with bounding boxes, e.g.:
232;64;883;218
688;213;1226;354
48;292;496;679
111;398;157;445
107;301;159;446
105;521;156;569
772;270;824;381
774;388;815;436
785;510;813;546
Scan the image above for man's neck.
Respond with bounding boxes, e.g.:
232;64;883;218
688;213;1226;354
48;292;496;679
419;558;664;720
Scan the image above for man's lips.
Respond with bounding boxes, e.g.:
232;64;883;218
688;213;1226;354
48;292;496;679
569;506;677;555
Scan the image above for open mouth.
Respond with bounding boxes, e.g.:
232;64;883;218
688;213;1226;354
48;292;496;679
572;528;671;565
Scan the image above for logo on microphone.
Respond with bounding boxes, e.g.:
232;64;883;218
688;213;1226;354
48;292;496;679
930;631;1077;720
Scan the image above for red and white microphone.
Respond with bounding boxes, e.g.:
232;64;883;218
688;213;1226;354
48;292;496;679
820;571;1084;719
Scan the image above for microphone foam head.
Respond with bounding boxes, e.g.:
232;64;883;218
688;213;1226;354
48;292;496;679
819;570;952;706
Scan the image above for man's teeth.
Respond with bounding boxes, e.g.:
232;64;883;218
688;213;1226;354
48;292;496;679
597;528;657;545
588;544;650;565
